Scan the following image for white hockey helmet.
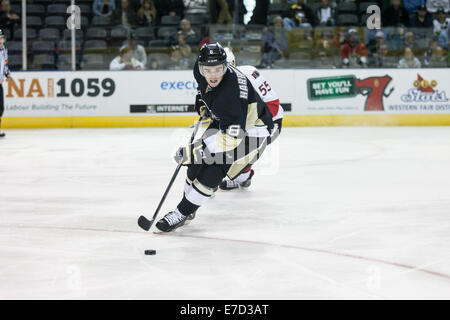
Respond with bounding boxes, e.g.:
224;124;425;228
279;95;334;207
224;47;236;67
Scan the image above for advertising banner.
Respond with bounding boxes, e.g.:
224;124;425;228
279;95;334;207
3;68;450;127
4;71;199;117
299;69;450;115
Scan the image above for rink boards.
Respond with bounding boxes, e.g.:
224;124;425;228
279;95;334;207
3;68;450;128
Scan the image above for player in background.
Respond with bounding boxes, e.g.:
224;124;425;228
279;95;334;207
155;43;275;232
0;29;12;138
218;47;284;190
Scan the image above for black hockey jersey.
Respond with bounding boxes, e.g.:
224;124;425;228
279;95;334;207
193;59;274;153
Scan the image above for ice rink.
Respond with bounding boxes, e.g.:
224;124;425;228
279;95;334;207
0;126;449;299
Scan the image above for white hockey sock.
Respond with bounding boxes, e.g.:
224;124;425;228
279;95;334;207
184;179;192;196
185;179;214;207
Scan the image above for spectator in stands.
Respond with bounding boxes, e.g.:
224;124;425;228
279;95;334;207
168;45;190;70
391;28;417;52
410;4;433;27
148;57;161;69
425;45;448;66
112;0;137;28
398;47;421;67
340;29;368;68
120;31;147;67
260;16;288;68
315;0;335;27
433;8;450;48
171;18;200;46
371;43;398;67
283;0;317;29
316;29;338;54
0;0;20;35
423;37;439;64
426;0;449;13
404;31;417;49
148;52;170;69
403;0;426;13
156;0;185;17
177;34;192;56
314;29;338;67
272;15;289;49
93;0;116;16
137;0;157;26
216;0;233;24
390;23;407;51
363;26;382;49
382;0;410;27
110;47;145;70
184;0;208;15
334;26;348;47
367;30;386;61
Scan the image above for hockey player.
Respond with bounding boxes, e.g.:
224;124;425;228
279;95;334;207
0;29;11;138
155;43;275;232
218;47;284;191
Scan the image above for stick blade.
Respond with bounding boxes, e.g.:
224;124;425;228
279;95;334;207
138;215;153;231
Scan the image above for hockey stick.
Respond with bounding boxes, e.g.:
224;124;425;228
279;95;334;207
138;117;203;231
189;118;212;128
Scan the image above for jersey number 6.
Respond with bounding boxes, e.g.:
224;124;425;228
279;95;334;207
226;125;241;137
258;81;271;96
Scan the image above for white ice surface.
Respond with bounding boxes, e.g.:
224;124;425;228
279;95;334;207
0;126;449;299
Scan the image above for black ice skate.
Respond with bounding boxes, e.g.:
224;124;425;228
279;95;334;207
219;170;254;190
0;131;5;138
155;210;187;232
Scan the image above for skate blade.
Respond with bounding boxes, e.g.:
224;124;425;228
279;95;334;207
153;221;187;233
152;228;178;234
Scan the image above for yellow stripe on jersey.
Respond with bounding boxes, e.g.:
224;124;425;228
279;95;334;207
245;102;265;130
216;131;242;152
192;179;215;196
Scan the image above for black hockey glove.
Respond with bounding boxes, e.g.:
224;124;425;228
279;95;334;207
194;91;211;118
198;105;210;119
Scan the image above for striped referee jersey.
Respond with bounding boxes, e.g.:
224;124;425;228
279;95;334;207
0;45;10;82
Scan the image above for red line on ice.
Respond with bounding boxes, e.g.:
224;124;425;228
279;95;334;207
2;224;449;281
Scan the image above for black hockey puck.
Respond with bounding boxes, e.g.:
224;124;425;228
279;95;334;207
145;249;156;255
